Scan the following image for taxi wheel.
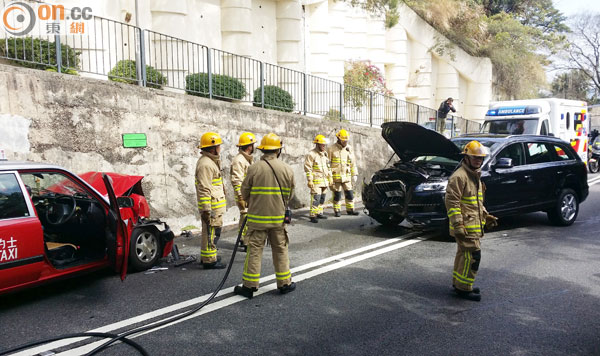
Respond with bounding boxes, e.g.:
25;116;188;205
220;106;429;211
547;188;579;226
129;227;161;272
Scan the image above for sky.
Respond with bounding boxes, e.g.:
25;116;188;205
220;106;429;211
554;0;600;16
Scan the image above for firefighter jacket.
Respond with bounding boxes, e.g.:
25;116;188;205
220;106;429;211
230;150;253;201
327;142;358;183
195;151;227;212
445;161;488;239
304;148;332;188
242;153;295;229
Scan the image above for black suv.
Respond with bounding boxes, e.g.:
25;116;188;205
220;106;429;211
362;122;589;228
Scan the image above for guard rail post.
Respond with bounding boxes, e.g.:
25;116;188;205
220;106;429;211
55;34;62;73
207;48;213;99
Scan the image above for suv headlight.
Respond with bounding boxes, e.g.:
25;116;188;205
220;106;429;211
414;181;448;192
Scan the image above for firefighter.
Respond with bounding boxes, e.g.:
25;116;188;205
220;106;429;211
195;132;227;269
304;134;333;223
233;133;296;299
327;129;359;217
230;132;256;252
445;140;498;301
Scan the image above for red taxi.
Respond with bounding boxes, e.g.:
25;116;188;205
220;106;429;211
0;161;174;295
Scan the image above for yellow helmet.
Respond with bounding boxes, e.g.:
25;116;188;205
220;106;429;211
200;132;223;148
313;134;327;144
463;140;489;157
237;132;256;147
336;129;349;141
257;133;283;150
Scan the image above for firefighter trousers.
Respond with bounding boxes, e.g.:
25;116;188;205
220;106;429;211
331;181;355;212
242;227;292;289
310;187;328;217
200;207;224;264
452;236;481;292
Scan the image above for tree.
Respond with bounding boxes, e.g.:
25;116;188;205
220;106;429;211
563;13;600;100
551;70;593;101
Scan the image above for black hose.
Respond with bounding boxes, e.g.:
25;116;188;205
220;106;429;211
0;332;149;356
0;217;247;356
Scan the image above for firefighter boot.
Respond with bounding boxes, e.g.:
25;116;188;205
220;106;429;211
454;288;481;301
310;217;318;223
234;285;257;299
454;286;480;294
347;210;359;216
203;260;227;269
278;282;296;294
334;211;341;217
317;214;328;219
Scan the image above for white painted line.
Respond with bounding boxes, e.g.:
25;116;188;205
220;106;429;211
588;175;600;186
54;236;429;356
11;233;420;356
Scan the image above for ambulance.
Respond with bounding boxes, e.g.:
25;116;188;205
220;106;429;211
481;98;589;163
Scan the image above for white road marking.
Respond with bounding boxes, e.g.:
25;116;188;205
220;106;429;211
13;233;427;356
588;175;600;186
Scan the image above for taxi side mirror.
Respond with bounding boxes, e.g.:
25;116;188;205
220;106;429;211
117;196;134;208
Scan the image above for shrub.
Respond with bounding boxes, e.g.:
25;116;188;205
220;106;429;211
253;85;294;112
185;73;246;100
0;37;80;71
108;59;167;89
45;67;79;75
323;108;348;122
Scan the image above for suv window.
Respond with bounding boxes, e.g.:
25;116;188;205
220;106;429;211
552;144;574;160
496;143;525;166
0;173;30;219
526;143;553;164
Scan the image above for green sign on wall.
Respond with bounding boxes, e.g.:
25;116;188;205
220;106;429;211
122;133;147;148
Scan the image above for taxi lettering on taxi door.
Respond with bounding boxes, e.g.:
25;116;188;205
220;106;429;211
0;237;18;262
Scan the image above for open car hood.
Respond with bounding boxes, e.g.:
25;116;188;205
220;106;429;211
381;122;462;161
79;172;144;197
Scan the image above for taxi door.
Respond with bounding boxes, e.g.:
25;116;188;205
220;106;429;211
0;172;45;291
102;174;129;281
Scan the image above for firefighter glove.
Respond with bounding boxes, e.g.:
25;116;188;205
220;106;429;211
352;175;358;184
307;181;314;189
454;225;468;239
486;214;499;228
201;210;211;222
239;199;247;209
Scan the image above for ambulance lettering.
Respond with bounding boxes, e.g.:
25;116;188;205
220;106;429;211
0;237;18;262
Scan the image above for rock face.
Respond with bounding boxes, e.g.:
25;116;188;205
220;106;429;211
0;64;393;232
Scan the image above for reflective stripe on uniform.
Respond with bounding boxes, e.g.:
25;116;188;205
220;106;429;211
212;178;223;186
276;270;291;280
452;271;474;285
447;208;461;217
243;271;260;282
234;185;241;192
201;249;217;257
247;214;285;224
250;186;291;196
211;199;226;209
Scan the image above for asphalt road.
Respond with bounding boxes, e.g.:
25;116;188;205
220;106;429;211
1;173;599;356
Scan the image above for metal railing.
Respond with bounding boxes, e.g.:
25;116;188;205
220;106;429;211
0;1;481;134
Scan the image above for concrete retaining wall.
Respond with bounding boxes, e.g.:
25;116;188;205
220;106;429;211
0;64;394;232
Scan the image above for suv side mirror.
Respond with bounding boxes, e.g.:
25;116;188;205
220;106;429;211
494;157;513;169
117;196;134;208
548;133;555;137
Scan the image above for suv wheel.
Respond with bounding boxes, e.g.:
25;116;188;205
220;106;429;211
547;188;579;226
